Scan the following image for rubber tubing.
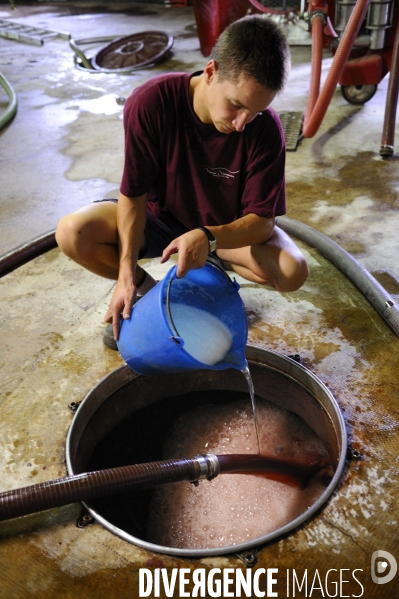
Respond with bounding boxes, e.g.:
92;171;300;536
0;71;18;130
303;0;371;138
0;453;319;521
0;230;57;278
278;215;399;336
380;15;399;156
1;221;398;335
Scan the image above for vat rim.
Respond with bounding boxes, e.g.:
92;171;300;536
65;345;348;557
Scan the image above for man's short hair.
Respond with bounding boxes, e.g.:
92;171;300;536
210;15;291;93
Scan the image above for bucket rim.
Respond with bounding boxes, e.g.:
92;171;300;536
121;261;248;372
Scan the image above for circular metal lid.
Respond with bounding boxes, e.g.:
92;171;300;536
92;31;173;73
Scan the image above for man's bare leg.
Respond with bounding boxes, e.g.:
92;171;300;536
216;226;309;292
55;201;146;284
56;201;151;349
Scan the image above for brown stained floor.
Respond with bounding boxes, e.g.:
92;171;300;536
1;1;399;597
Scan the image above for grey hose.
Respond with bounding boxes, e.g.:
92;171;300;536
1;219;398;336
0;72;17;130
69;37;118;70
278;216;399;336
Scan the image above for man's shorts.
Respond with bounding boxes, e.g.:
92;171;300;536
94;198;187;259
94;198;227;270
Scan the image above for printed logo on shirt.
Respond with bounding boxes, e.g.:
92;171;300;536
202;165;240;179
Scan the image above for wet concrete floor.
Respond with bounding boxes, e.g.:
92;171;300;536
0;1;399;597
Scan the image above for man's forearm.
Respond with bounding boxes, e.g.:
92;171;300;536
204;213;275;250
103;192;148;338
116;192;148;281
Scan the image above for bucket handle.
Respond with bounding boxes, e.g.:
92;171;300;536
206;256;240;290
166;275;182;342
165;260;240;343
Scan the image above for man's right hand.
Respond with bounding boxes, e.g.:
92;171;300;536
104;192;148;341
104;276;137;341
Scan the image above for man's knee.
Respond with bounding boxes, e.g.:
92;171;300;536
55;211;96;261
265;228;309;292
56;203;119;271
55;213;80;258
275;252;309;292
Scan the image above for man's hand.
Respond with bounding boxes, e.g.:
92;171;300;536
160;229;210;277
104;276;137;341
103;192;148;341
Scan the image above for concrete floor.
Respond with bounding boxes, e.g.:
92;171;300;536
1;1;399;597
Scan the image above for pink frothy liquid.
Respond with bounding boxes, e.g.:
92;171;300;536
146;397;332;549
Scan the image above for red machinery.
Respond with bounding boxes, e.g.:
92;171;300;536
296;0;399;155
170;0;399;156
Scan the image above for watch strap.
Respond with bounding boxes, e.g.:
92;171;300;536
196;227;217;252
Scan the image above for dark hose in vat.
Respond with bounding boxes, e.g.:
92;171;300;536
0;453;328;522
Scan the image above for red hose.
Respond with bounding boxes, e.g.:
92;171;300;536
303;0;372;138
380;17;399;156
304;14;324;127
217;453;326;488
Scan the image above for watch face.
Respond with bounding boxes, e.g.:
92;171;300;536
204;228;216;243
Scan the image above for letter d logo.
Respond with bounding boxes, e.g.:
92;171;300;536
371;550;397;584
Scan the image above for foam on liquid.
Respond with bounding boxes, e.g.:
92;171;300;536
169;303;232;365
146;398;332;549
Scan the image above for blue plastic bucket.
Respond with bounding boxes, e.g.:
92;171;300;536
117;262;248;375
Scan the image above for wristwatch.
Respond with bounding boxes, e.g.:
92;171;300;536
196;226;217;253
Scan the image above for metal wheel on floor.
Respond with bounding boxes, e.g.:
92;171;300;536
92;31;173;73
340;84;378;105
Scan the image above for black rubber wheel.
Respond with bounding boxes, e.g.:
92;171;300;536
340;84;378;105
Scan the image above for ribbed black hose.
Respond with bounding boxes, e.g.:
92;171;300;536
380;18;399;156
278;216;399;336
0;230;57;278
0;458;201;522
0;454;321;522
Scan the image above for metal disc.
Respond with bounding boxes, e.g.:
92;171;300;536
341;84;378;105
92;31;173;73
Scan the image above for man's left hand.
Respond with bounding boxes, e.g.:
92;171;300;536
160;229;210;277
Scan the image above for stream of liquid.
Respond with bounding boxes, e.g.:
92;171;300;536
242;364;261;454
168;304;261;453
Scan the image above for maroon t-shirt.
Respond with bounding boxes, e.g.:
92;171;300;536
120;72;286;232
